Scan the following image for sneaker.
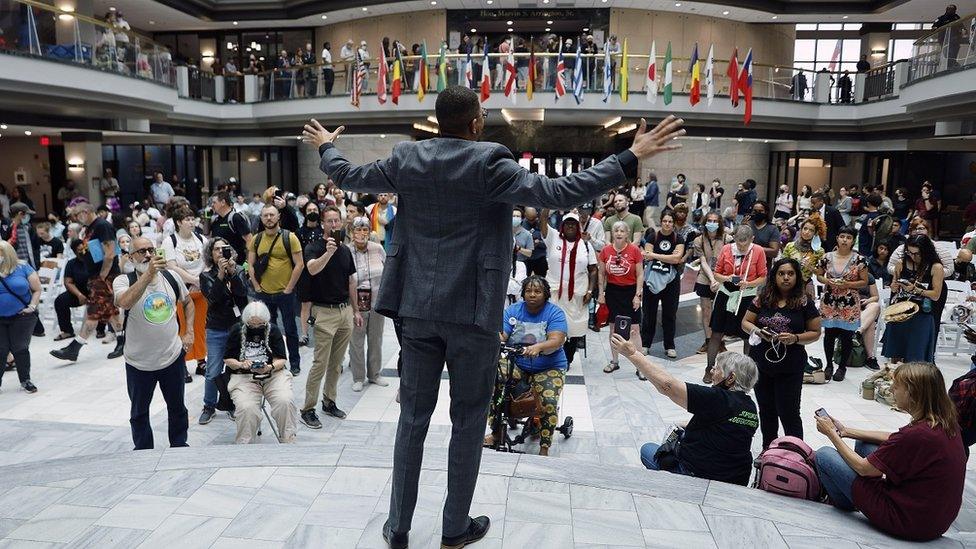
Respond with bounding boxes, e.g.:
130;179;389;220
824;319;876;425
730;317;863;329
321;400;347;419
666;349;678;359
864;357;881;371
369;376;389;387
382;520;409;549
441;516;490;549
21;381;37;394
195;362;206;376
352;381;364;392
300;409;322;429
107;338;124;360
51;340;83;362
290;366;301;376
199;406;215;425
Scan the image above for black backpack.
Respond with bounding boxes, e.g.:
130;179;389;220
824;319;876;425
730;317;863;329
252;229;295;282
122;270;183;347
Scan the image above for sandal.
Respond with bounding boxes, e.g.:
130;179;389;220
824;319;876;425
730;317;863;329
603;362;620;374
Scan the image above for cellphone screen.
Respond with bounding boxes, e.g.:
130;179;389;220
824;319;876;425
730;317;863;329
614;315;632;340
815;408;829;418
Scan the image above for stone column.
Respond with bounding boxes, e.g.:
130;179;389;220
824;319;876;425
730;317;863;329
61;132;104;206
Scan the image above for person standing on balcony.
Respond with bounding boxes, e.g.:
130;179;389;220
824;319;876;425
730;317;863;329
838;70;853;103
321;42;334;96
357;41;371;94
302;43;317;96
791;69;808;100
856;55;871;73
934;4;961;28
341;39;356;93
933;5;962;67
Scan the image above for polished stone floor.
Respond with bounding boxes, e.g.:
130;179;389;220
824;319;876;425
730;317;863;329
2;310;975;548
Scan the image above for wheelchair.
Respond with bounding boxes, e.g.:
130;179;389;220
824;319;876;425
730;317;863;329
484;344;574;454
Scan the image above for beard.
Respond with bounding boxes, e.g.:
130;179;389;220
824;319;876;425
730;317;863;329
263;220;280;230
134;261;149;274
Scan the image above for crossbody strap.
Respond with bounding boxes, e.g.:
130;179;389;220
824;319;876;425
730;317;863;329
0;271;30;308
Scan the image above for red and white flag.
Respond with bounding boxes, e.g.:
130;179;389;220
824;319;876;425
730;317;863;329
503;45;517;104
645;40;657;103
554;41;566;101
479;43;491;102
377;43;388;105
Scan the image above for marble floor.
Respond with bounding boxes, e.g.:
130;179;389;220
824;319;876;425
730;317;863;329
2;310;975;547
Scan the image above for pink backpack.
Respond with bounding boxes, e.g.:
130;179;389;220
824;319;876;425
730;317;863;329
754;436;821;500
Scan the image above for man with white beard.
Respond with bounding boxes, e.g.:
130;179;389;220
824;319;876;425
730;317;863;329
113;236;194;450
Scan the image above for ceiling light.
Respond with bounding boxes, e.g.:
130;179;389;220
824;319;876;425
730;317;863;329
0;124;6;130
675;2;681;6
543;0;549;3
738;137;744;142
108;6;115;11
771;15;778;19
842;15;849;19
547;20;553;24
615;124;638;135
545;27;551;31
506;20;513;25
427;115;438;124
722;10;729;15
58;14;73;21
470;28;477;33
149;20;155;25
602;116;622;129
583;27;589;31
601;0;607;2
764;139;769;143
321;15;327;19
380;134;386;138
24;130;31;136
232;21;238;25
431;0;437;4
486;0;492;4
507;27;513;32
59;5;74;12
706;137;712;141
413;123;439;134
362;6;368;11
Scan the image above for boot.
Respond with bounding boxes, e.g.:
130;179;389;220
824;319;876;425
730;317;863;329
824;363;834;381
107;336;125;359
51;340;83;362
832;366;847;382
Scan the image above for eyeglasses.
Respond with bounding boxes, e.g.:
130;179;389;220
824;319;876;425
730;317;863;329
131;247;156;256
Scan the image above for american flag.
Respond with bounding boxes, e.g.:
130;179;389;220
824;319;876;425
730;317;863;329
351;50;366;107
554;41;566;101
572;39;584;104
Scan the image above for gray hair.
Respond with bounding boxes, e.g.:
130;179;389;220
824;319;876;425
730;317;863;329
611;220;630;234
241;301;271;325
733;224;754;243
714;351;758;392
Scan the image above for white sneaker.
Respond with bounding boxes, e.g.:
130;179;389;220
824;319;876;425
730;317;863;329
369;376;390;387
666;349;678;358
352;381;364;392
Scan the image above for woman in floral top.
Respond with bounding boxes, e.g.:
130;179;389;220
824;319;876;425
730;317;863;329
814;226;869;382
782;215;826;295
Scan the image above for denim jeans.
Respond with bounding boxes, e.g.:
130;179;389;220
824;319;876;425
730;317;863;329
814;441;879;511
640;442;690;475
257;291;300;372
203;328;232;408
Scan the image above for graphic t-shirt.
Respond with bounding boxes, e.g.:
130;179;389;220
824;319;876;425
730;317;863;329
162;233;207;281
679;383;759;486
39;237;64;259
83;218;119;276
502;301;568;373
642;228;682;275
598;243;642;286
113;271;188;371
223;323;288;365
747;297;821;374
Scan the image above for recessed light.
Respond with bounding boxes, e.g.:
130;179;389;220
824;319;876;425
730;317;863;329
722;10;729;15
232;21;238;25
542;0;549;3
506;20;513;25
149;20;155;25
547;20;553;24
108;6;116;11
486;0;492;4
675;2;681;6
59;5;74;12
24;130;31;136
380;134;386;138
0;124;6;129
706;137;712;141
470;28;477;32
545;27;551;31
507;27;513;32
842;15;849;19
738;137;744;142
321;15;327;19
771;15;778;19
362;6;368;10
764;139;769;143
583;27;589;31
430;1;436;5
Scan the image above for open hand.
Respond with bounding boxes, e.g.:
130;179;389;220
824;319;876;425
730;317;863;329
302;119;345;149
628;116;686;160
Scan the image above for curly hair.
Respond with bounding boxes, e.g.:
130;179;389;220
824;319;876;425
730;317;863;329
756;257;809;310
520;275;552;302
801;213;827;240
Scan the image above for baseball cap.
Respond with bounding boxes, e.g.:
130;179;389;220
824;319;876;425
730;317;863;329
10;202;35;216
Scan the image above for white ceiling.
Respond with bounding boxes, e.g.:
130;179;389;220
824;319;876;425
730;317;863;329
90;0;976;33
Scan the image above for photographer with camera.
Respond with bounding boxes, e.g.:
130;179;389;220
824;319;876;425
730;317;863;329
222;301;298;444
300;206;363;428
485;276;567;456
198;237;249;425
742;257;823;448
113;236;193;450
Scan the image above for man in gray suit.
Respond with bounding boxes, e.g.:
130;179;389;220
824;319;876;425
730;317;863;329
302;86;684;548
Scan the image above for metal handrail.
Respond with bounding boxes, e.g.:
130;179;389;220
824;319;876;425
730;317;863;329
912;11;976;46
13;0;172;55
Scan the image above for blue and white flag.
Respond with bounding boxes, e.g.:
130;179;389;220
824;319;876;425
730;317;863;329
572;39;584;104
602;41;612;102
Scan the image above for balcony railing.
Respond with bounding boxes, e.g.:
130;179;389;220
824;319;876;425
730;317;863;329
0;0;175;87
908;11;976;83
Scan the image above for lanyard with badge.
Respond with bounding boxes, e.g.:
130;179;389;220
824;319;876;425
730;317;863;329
354;245;372;311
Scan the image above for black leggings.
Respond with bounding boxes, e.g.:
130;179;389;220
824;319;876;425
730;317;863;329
641;275;680;349
823;327;854;368
753;368;804;449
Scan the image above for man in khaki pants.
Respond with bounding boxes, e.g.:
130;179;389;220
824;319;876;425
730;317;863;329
299;206;361;428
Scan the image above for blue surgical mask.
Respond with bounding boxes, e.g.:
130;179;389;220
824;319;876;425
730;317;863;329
512;217;522;228
811;235;822;251
704;221;719;233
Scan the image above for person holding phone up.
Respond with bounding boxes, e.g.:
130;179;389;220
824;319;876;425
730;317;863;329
741;257;822;448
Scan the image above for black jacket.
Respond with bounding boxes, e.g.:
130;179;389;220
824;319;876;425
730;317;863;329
821;205;845;252
200;266;249;331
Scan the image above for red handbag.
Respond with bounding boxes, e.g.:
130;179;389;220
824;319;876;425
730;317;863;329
595;303;610;329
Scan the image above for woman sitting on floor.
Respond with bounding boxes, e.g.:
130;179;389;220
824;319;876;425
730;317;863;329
611;335;759;486
814;362;965;542
485;276;568;456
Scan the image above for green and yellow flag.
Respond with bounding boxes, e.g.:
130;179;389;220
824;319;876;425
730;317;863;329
437;41;447;92
619;38;629;102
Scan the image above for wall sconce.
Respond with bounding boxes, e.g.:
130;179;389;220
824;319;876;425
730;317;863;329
870;48;887;55
67;158;84;171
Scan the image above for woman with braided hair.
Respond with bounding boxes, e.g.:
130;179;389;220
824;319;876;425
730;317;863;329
485;276;568;456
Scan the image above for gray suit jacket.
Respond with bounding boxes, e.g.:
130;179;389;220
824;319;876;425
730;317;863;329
319;137;634;332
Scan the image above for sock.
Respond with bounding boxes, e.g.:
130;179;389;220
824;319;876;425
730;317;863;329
74;336;88;345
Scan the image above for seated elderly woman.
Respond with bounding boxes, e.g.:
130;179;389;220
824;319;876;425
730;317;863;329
223;302;298;444
485;276;568;456
814;362;965;542
612;334;759;486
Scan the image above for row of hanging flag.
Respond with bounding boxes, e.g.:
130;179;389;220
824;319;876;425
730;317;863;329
350;39;755;125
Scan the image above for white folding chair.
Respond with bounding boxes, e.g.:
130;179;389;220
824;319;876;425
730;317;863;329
36;266;61;324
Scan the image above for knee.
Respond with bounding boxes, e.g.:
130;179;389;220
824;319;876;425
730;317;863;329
814;446;840;474
231;399;260;421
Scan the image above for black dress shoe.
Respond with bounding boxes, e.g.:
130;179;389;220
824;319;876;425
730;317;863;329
441;516;490;549
382;520;409;549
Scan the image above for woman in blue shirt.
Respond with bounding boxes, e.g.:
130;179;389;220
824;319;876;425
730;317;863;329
0;240;42;393
485;276;568;456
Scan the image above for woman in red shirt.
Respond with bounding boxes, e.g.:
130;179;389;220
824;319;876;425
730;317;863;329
704;225;767;382
598;220;644;377
814;362;965;541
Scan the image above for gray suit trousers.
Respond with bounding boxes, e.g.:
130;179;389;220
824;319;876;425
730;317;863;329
387;317;500;537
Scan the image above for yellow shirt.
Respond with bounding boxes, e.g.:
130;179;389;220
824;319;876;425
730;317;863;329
249;230;301;294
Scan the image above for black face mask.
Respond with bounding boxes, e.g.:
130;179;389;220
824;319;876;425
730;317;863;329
305;211;320;223
246;326;266;341
752;212;766;223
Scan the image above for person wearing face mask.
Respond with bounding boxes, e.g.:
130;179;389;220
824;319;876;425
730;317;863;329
162;208;208;383
782;215;827;294
297;201;324;347
4;202;40;269
692;212;729;354
512;208;534;268
774;185;794;220
198;238;249;425
223;301;298;443
540;209;597;368
742;258;822;448
613;335;760;485
113;236;194;450
748;201;781;267
641;211;685;359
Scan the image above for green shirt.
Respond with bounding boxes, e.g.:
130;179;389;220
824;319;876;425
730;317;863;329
602;212;644;242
